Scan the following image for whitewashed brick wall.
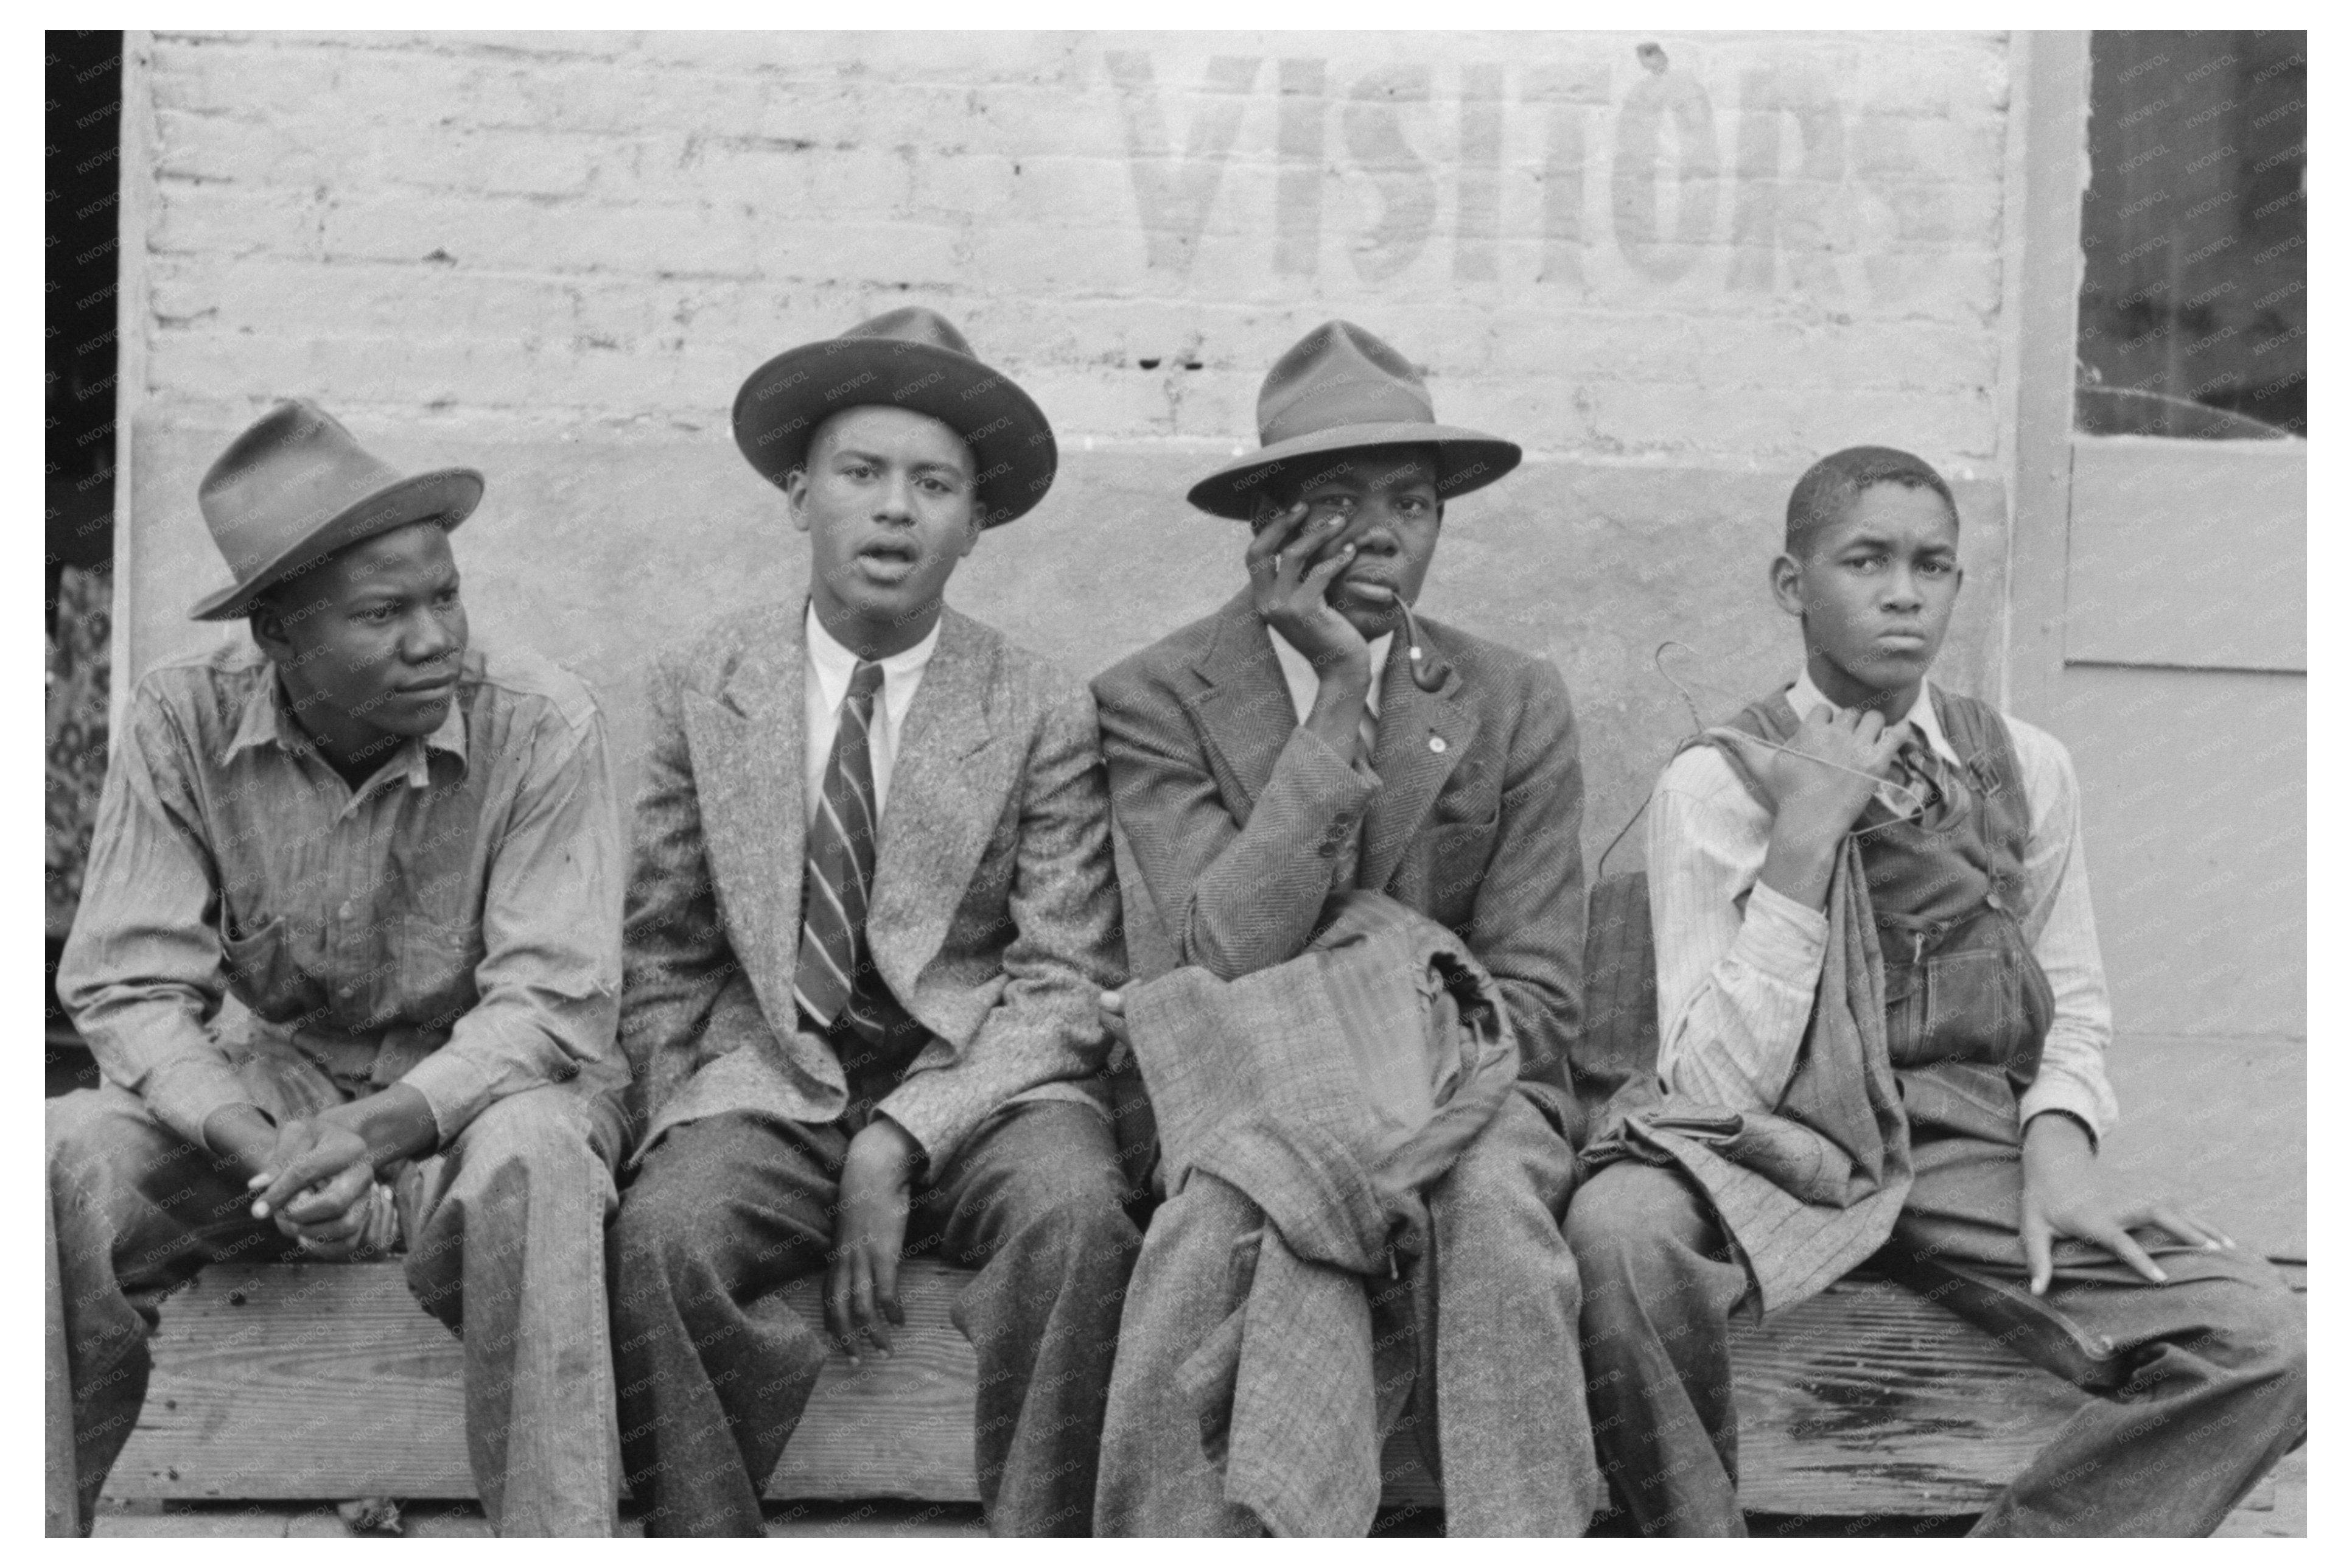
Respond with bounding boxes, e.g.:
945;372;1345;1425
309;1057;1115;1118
119;28;2026;862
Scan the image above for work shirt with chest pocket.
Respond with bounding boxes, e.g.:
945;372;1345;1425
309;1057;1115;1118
57;640;627;1152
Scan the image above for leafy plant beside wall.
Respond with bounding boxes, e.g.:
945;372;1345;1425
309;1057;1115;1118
47;565;110;939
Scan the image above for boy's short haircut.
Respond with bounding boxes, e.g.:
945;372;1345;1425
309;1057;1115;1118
1784;445;1959;558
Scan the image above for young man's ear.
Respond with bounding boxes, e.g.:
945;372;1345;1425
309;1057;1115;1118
248;594;294;663
783;466;812;534
1768;551;1808;620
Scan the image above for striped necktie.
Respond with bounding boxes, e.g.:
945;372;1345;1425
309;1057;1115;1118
1887;723;1965;821
794;659;887;1033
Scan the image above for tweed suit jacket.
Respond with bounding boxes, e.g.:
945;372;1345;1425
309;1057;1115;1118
620;598;1125;1171
1093;590;1587;1119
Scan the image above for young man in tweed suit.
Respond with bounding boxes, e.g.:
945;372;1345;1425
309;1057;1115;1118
1090;320;1599;1535
610;309;1139;1537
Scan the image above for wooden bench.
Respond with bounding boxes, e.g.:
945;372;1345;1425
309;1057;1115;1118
96;865;2270;1526
107;1255;2097;1518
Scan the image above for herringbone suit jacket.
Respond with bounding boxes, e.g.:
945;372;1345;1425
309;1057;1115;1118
1092;591;1587;1120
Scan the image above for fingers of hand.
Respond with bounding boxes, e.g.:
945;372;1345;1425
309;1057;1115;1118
290;1205;368;1251
2020;1208;2054;1295
278;1161;374;1226
247;1127;310;1197
1279;525;1352;592
1246;503;1312;572
2150;1203;2232;1251
824;1256;858;1358
1301;540;1356;590
850;1248;891;1355
2098;1223;2169;1284
253;1136;341;1216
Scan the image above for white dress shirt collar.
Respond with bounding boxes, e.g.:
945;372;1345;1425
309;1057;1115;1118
1266;625;1394;726
806;603;940;725
1786;669;1961;768
802;603;942;826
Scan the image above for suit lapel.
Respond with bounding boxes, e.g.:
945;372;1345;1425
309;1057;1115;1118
1185;593;1299;820
1360;643;1477;893
683;625;808;1035
868;609;1006;987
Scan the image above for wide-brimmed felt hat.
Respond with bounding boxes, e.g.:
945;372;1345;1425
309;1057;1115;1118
1188;320;1522;520
189;400;483;621
732;306;1057;528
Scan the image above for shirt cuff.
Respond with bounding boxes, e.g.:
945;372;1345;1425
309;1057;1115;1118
2018;1079;2112;1151
1730;880;1830;985
144;1057;268;1152
397;1049;495;1147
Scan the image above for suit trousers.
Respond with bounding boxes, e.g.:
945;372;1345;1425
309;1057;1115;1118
1094;1087;1595;1536
611;1097;1141;1537
44;1043;629;1536
1566;1130;2308;1537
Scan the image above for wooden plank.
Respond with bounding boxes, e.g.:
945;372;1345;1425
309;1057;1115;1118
767;1270;977;1502
113;1260;978;1504
113;1261;2095;1516
1732;1275;2085;1514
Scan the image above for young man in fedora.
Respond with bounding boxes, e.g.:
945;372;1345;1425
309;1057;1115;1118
1090;320;1599;1535
610;307;1138;1537
48;401;632;1535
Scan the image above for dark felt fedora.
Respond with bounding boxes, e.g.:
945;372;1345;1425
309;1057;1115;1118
732;306;1057;528
189;400;483;621
1187;320;1522;520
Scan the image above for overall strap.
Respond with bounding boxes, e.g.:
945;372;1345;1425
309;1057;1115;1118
1927;687;2034;879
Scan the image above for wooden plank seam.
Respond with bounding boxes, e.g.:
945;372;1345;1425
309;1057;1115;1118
111;1258;2093;1516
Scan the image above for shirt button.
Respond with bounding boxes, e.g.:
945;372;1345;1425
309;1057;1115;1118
339;985;355;999
1428;736;1447;754
339;901;354;920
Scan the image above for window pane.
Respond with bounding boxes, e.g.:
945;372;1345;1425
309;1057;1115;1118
2077;30;2305;438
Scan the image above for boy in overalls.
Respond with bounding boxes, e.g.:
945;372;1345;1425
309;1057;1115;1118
1567;446;2304;1536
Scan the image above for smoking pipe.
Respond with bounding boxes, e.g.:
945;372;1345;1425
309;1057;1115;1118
1346;582;1452;693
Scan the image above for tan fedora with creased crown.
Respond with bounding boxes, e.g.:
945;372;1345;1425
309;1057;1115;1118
1186;320;1522;520
732;306;1057;528
187;400;484;621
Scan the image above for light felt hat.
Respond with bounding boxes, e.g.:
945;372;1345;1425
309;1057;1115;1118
732;306;1057;528
1187;320;1522;520
188;400;482;621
